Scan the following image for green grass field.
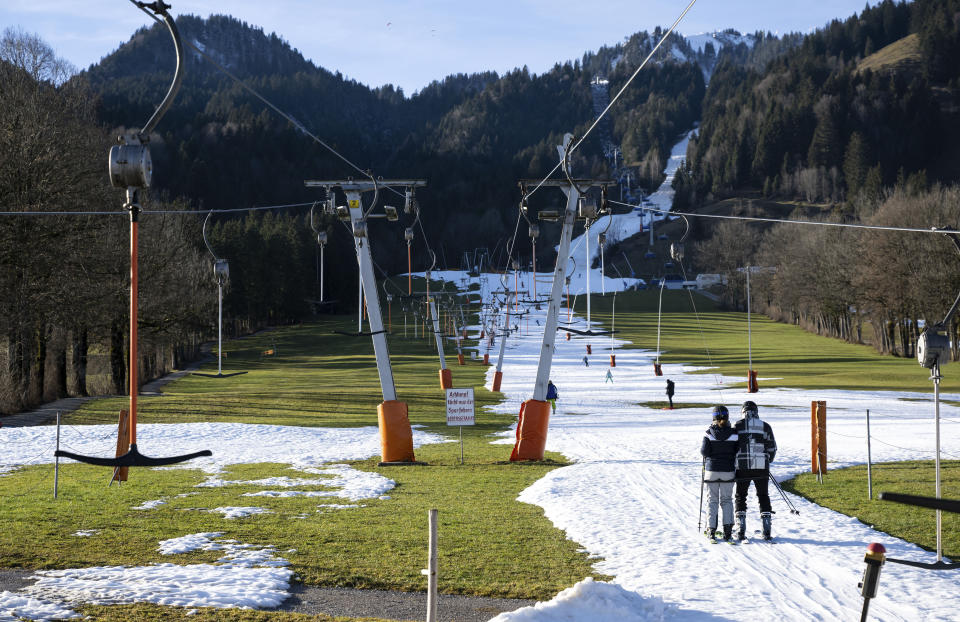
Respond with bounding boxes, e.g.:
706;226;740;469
576;289;959;393
2;284;957;620
2;314;605;604
785;461;960;559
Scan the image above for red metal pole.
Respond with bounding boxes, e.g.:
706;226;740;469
129;213;139;446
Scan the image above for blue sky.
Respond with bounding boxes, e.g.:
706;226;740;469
2;1;883;94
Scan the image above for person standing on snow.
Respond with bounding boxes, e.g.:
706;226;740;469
546;380;559;413
665;379;675;409
733;400;777;540
700;405;738;541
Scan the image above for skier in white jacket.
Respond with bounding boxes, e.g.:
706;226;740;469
733;400;777;540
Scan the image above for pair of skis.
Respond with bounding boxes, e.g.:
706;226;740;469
704;530;774;544
704;530;736;544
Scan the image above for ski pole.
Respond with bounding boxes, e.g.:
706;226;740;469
776;478;799;514
769;472;800;515
697;457;705;531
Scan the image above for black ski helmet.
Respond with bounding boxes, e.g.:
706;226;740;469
711;405;729;421
742;400;758;416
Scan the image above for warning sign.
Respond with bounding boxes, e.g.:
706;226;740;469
445;388;475;426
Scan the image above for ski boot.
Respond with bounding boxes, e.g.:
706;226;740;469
705;525;718;542
761;512;772;540
722;524;734;542
735;511;747;541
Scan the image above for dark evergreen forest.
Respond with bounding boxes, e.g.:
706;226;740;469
678;0;960;360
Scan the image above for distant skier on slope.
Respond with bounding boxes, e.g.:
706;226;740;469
700;405;738;542
546;380;559;413
734;400;778;540
665;379;675;409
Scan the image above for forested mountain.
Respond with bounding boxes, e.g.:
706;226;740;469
0;14;709;415
80;14;709;270
675;0;960;360
8;0;960;416
676;0;960;208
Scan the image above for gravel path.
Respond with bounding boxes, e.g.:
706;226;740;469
0;569;533;621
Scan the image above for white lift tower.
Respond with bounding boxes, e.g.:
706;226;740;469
305;178;426;464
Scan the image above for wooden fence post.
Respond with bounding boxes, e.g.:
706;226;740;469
811;401;826;479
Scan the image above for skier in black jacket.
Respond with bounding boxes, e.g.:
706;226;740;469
733;400;777;540
700;405;738;541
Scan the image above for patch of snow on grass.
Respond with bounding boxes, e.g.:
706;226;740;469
0;590;80;621
24;564;292;610
132;499;167;510
209;506;271;519
158;532;225;555
159;533;289;569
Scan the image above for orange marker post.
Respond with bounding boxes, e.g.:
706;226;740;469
811;401;827;475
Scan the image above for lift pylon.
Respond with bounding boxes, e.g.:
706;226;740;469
511;156;616;461
429;297;452;389
193;211;247;379
305;179;426;464
492;290;512;392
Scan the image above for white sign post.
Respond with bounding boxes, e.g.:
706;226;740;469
446;388;475;464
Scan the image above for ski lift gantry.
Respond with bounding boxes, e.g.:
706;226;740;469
909;227;960;570
305;178;426;465
55;0;212;469
510;168;615;461
194;212;247;378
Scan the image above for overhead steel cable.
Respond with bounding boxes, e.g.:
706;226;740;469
127;0;408;201
678;260;726;400
612;199;958;235
2;201;318;217
522;0;699;203
142;201;316;214
0;210;127;216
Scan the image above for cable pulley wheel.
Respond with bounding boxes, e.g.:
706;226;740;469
109;141;152;189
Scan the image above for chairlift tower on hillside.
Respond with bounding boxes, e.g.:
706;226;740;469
305;178;426;465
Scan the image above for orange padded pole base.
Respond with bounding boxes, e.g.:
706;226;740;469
586;344;592;355
483;353;490;365
439;368;452;389
510;399;550;461
565;332;571;341
492;370;503;392
747;369;759;393
509;401;527;461
654;362;663;376
378;400;415;463
610;354;616;367
457;353;465;366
